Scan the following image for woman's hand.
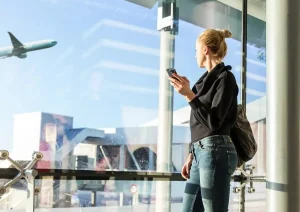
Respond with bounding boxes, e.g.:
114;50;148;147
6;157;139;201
169;73;196;101
181;153;193;180
168;73;191;96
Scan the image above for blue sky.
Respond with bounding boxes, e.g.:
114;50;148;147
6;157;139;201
0;0;266;151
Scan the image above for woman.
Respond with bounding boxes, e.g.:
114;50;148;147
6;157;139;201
169;29;239;211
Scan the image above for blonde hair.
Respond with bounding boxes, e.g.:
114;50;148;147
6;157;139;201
197;29;232;60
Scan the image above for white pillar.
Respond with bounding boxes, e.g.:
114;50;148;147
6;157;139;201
155;0;176;210
155;30;174;212
156;30;174;173
266;0;300;211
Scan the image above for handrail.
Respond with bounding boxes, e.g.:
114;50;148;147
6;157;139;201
0;168;266;183
0;168;184;181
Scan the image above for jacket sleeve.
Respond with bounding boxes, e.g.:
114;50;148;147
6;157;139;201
188;74;236;131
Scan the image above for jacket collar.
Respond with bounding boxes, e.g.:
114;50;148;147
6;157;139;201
193;62;232;95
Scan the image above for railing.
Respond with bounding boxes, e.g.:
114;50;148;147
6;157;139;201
0;150;266;212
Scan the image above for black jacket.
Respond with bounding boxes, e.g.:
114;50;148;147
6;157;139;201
188;62;239;147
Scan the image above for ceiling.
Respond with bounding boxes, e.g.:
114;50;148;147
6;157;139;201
126;0;266;21
125;0;266;47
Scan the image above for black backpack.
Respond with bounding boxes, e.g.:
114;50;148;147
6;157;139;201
230;104;257;167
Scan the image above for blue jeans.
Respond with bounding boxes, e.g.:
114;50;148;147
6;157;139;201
182;135;238;212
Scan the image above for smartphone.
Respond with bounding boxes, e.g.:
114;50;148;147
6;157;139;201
166;68;177;77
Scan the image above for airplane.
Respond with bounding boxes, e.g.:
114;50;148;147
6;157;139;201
0;32;57;59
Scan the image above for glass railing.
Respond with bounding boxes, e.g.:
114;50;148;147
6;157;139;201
0;153;265;212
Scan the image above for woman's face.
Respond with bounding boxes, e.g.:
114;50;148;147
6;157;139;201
196;41;209;68
195;41;207;68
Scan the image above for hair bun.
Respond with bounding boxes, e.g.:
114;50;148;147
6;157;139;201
218;29;232;39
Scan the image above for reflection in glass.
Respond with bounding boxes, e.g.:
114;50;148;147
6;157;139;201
0;0;266;211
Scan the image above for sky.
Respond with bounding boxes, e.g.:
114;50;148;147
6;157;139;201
0;0;266;151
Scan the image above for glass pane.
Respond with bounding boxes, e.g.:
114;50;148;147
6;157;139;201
0;179;28;211
245;0;266;211
174;0;243;166
35;178;185;211
173;0;243;211
0;0;163;172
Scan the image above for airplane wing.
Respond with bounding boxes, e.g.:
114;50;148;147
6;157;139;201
8;32;24;48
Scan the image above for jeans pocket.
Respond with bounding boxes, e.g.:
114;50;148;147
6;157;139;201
199;144;218;151
227;150;238;175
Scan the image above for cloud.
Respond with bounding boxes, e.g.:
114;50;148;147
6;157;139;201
233;66;266;82
237;84;265;97
119;84;158;94
246;88;265;97
83;19;159;40
247;72;266;82
82;39;159;59
84;0;113;9
94;60;159;76
235;52;266;68
247;58;266;68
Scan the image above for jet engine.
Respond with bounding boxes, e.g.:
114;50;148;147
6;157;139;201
18;53;27;59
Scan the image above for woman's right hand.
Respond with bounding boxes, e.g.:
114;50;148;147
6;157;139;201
181;153;193;180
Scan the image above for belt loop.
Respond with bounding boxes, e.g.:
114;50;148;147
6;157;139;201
192;144;197;163
198;140;203;149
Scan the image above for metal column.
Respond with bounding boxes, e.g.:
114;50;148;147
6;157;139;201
241;0;247;108
238;0;247;211
266;0;300;211
155;31;174;212
156;30;174;171
156;1;178;211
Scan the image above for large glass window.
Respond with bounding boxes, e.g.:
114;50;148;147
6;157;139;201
0;0;266;211
0;0;244;173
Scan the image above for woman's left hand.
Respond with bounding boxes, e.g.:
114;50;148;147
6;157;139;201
169;73;192;96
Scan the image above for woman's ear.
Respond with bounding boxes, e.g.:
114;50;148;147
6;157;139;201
204;46;209;55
